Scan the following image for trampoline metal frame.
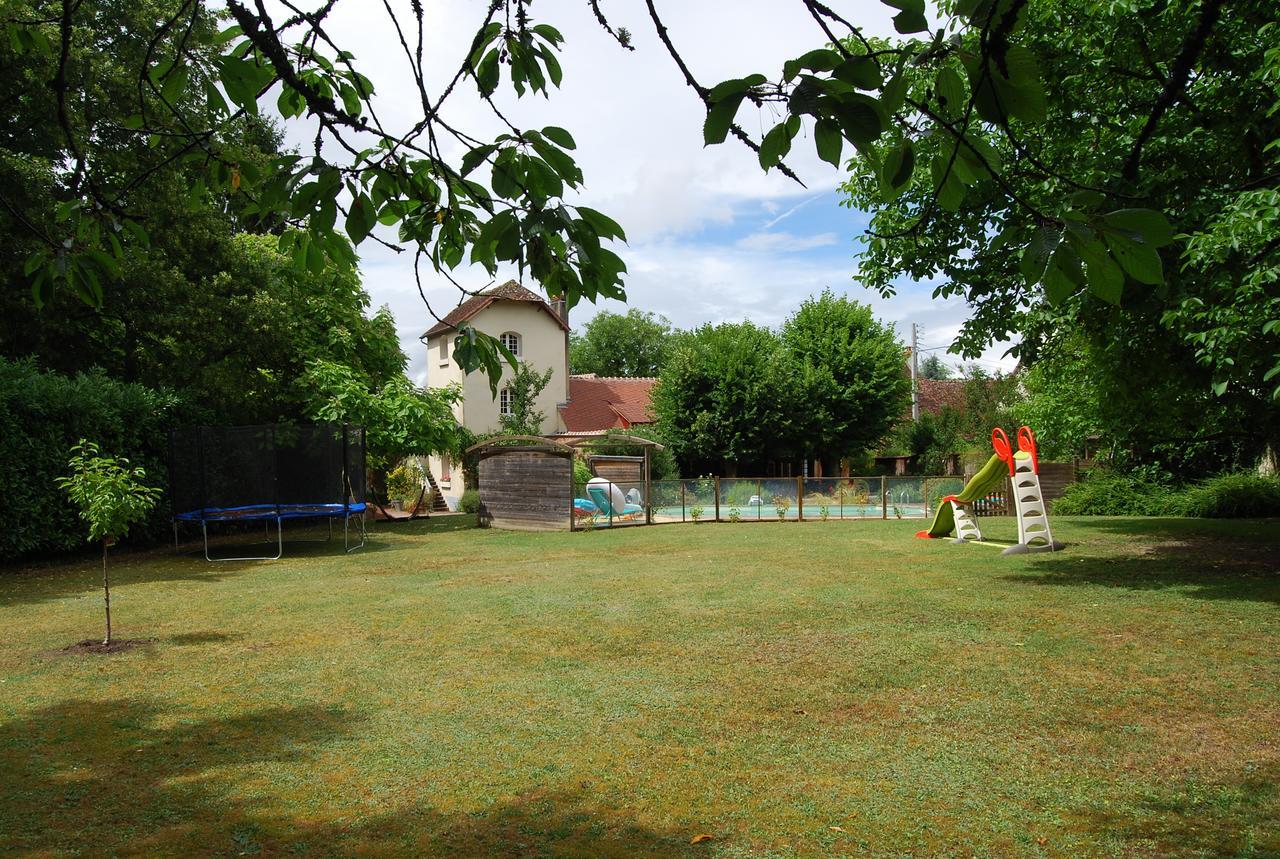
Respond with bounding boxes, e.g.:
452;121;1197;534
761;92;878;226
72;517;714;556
173;507;368;562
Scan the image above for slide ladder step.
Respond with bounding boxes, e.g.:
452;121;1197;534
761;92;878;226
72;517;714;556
1010;471;1058;551
951;499;983;542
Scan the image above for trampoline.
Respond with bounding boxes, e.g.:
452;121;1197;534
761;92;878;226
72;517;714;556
169;423;367;561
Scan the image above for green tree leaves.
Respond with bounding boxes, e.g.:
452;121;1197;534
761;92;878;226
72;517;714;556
57;441;159;545
569;309;678;377
1018;207;1173;306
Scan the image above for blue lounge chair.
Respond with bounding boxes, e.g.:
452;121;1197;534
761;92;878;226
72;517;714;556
586;485;644;522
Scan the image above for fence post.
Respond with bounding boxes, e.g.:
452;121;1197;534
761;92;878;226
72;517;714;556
881;475;887;519
923;478;930;516
681;482;687;523
714;476;721;523
839;486;844;520
796;476;804;521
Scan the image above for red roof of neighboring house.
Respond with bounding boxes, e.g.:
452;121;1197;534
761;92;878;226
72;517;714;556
917;379;966;415
558;375;657;432
421;280;568;339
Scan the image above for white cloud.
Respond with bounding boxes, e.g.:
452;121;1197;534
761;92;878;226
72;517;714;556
734;231;839;253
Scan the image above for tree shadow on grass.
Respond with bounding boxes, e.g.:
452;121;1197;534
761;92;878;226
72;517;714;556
0;551;249;609
1002;518;1280;604
1073;763;1280;856
0;698;692;857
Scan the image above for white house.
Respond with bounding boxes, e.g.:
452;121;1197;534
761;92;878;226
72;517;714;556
421;280;658;509
421;281;568;505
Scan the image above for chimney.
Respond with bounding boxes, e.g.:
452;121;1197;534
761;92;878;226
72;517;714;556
550;297;567;324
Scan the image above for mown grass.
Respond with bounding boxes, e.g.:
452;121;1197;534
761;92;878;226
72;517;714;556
2;515;1278;857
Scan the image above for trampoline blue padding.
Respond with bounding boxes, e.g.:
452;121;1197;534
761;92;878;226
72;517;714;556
174;502;366;523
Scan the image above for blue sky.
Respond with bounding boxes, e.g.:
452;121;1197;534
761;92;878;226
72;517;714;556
290;1;1018;383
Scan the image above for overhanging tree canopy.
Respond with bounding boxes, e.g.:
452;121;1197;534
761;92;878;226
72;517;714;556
3;0;1243;394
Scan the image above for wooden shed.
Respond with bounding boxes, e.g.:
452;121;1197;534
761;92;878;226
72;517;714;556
468;436;574;532
586;454;644;486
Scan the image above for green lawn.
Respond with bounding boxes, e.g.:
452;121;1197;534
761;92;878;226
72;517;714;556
2;515;1278;857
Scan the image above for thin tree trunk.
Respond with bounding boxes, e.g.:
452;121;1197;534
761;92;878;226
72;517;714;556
101;538;111;646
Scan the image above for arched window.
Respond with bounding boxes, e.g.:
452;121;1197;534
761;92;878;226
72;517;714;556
499;386;513;416
499;331;520;357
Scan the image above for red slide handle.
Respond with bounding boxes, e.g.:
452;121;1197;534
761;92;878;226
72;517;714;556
1017;425;1040;474
991;428;1015;475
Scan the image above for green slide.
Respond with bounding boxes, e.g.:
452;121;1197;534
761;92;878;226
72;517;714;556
916;453;1011;539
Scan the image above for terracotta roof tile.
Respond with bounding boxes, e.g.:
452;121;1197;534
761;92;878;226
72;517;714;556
559;375;657;432
422;280;568;339
917;379;966;415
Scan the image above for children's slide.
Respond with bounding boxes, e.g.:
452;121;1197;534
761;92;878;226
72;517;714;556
916;452;1012;539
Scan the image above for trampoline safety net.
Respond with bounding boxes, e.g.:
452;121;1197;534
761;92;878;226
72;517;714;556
168;423;367;559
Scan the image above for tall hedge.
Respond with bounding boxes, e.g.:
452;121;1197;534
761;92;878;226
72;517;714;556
0;358;181;560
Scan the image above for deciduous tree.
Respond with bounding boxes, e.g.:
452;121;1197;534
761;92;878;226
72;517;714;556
2;0;1216;394
652;322;814;476
780;290;909;474
569;309;679;378
56;441;160;647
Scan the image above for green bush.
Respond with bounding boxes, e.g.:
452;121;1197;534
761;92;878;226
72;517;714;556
1053;469;1174;517
0;358;183;560
1179;473;1280;519
723;480;760;507
386;458;427;506
573;458;593;487
458;489;480;515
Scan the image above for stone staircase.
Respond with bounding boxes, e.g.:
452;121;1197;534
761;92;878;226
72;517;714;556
423;470;452;512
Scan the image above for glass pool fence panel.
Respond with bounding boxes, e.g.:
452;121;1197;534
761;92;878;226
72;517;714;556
757;478;800;520
679;478;717;523
648;480;683;523
718;477;764;522
927;477;966;518
615;478;646;527
803;478;844;520
837;477;879;519
884;477;930;519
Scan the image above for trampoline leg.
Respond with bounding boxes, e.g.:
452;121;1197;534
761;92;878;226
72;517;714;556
203;517;284;562
173;519;179;552
344;512;366;553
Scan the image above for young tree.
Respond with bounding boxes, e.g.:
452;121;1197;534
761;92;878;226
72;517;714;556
780;291;910;473
56;441;160;647
499;361;554;435
569;309;678;377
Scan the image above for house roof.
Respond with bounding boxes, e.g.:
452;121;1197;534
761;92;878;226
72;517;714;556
558;375;657;433
917;378;966;415
421;280;569;339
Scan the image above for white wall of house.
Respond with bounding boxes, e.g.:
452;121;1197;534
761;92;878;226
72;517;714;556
423;300;568;508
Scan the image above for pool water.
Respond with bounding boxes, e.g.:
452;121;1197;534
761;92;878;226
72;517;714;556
647;504;928;521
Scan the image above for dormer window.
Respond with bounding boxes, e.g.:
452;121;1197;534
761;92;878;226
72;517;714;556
500;332;521;357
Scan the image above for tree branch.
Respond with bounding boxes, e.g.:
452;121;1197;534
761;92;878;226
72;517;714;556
1120;0;1223;183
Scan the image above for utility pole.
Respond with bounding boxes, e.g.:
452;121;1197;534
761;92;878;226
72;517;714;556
911;322;920;422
